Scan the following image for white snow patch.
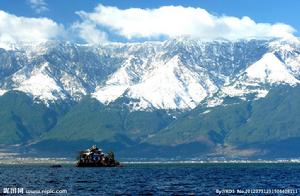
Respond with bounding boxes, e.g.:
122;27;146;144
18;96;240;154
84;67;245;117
207;98;223;108
221;86;251;97
221;85;269;100
128;56;213;109
217;52;299;103
60;72;86;99
92;85;129;104
93;55;217;110
255;89;269;98
286;56;300;75
13;63;65;102
0;41;16;50
245;53;299;85
92;56;142;104
0;89;7;96
202;110;211;114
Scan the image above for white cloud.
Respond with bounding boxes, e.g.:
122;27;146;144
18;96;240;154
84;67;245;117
0;4;296;47
0;10;65;47
28;0;49;14
72;22;108;44
76;4;296;41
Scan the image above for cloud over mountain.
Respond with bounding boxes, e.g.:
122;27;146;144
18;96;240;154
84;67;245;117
76;4;296;42
71;21;108;44
0;10;64;48
0;4;297;47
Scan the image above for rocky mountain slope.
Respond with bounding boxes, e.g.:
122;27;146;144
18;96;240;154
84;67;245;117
0;37;300;159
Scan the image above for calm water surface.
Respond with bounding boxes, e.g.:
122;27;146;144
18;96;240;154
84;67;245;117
1;163;300;195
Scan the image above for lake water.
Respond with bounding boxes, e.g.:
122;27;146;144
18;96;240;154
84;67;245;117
1;163;300;195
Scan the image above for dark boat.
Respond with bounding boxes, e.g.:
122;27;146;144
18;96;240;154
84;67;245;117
50;164;62;168
76;145;120;167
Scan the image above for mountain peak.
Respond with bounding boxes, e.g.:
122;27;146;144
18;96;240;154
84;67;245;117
0;38;299;110
245;53;299;85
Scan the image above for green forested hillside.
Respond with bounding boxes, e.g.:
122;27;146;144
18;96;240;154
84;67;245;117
41;96;175;142
1;86;300;158
148;85;300;149
0;91;63;144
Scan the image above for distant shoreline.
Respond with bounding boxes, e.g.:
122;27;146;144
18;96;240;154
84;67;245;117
1;158;300;165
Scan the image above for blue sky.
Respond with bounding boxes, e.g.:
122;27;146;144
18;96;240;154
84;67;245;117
0;0;299;44
1;0;299;31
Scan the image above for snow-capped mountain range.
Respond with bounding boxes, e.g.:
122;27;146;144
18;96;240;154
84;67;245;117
0;37;300;110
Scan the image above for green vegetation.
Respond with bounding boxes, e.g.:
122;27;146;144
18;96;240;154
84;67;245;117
227;85;300;144
0;91;63;144
40;96;175;144
1;86;300;158
148;85;300;147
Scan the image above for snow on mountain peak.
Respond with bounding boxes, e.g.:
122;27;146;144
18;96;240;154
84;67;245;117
1;38;300;110
12;63;65;103
245;53;299;85
92;55;146;104
93;54;218;110
127;55;217;109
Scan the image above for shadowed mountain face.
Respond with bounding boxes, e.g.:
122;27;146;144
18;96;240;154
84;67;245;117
1;37;300;159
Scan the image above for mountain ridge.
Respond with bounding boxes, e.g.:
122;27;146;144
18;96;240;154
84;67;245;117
1;37;300;158
2;37;298;110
